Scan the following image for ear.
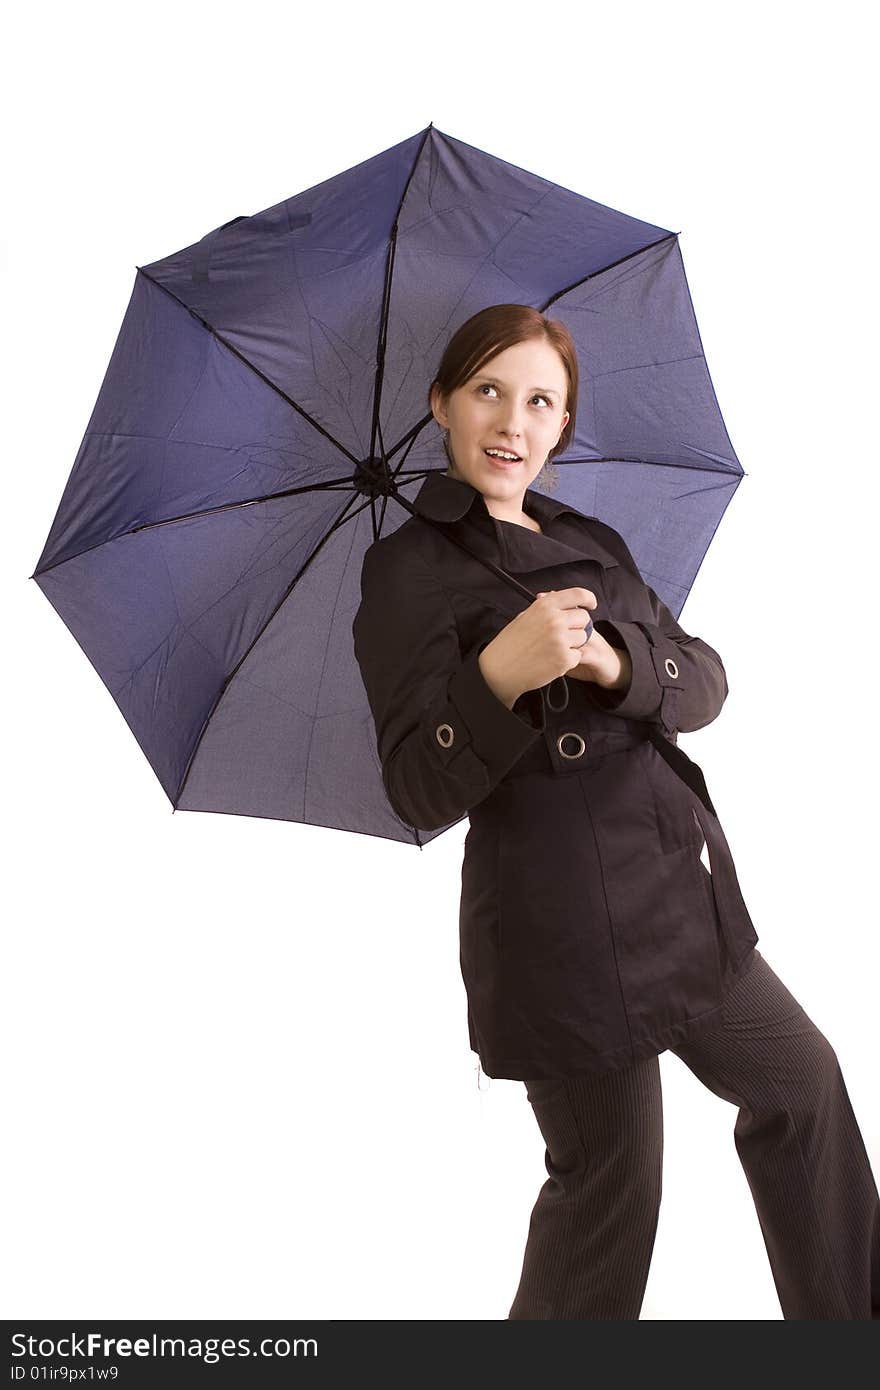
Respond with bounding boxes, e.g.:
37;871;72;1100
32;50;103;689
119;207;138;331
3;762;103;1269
429;383;448;430
553;411;571;449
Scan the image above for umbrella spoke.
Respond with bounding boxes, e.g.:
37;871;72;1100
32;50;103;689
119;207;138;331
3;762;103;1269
138;266;366;466
172;465;431;804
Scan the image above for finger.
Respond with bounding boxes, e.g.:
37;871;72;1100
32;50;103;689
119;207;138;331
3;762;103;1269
566;605;595;634
558;587;597;610
572;614;595;646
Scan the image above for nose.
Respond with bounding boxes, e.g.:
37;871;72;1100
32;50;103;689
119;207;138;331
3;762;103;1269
497;404;526;441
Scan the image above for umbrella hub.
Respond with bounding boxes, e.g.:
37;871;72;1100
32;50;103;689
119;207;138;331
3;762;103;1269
352;458;397;501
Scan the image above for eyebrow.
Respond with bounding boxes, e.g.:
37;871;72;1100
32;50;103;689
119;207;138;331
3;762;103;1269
473;376;561;398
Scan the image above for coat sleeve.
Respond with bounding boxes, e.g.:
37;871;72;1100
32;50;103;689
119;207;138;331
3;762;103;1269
352;538;546;832
583;533;729;736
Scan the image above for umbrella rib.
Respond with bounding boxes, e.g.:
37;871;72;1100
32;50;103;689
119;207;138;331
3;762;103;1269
383;432;743;476
588;352;703;380
540;231;678;310
367;124;433;472
127;475;387;534
173;487;364;807
31;466;438;579
136;266;365;465
552;455;742;474
127;462;436;536
172;468;429;808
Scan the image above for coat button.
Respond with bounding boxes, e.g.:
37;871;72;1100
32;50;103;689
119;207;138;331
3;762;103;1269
664;657;679;679
557;732;586;760
435;722;455;748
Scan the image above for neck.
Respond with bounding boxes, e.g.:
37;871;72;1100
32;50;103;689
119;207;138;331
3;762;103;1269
485;497;528;525
445;466;530;525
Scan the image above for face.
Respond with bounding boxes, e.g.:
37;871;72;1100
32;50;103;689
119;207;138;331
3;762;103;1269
430;339;571;519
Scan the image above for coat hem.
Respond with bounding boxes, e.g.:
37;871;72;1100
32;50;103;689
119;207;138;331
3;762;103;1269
473;941;760;1080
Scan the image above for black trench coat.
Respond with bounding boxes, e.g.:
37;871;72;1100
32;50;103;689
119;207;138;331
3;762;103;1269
352;470;758;1079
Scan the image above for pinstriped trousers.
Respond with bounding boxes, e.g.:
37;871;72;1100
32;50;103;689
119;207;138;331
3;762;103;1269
508;950;880;1320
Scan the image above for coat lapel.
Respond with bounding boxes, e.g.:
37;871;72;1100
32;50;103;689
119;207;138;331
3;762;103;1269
410;469;620;575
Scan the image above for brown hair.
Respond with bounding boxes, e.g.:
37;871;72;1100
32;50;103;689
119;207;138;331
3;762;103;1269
428;303;579;493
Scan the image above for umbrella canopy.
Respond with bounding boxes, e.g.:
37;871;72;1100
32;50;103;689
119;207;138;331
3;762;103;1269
31;123;744;839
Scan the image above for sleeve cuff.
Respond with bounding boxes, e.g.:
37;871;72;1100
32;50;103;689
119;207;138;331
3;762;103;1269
442;642;545;776
585;619;664;720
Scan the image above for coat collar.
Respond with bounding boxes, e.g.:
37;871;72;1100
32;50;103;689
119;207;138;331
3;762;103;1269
409;469;620;575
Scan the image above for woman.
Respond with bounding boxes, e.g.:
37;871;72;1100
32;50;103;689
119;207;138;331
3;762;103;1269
351;304;879;1319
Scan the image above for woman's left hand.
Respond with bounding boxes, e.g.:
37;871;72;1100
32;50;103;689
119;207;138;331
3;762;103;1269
536;592;632;693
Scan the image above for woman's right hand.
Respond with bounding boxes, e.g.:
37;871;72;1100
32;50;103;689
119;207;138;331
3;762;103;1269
478;588;598;708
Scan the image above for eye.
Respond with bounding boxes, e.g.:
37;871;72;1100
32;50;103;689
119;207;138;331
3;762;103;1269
477;384;553;407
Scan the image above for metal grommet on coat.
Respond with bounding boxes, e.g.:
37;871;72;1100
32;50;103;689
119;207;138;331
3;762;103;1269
557;731;586;760
435;722;455;748
664;657;679;679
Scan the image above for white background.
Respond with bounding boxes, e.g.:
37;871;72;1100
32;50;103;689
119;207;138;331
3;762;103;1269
4;0;877;1322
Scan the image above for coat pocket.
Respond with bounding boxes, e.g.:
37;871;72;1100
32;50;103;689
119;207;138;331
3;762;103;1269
690;806;712;874
460;813;503;964
641;741;696;856
689;804;739;973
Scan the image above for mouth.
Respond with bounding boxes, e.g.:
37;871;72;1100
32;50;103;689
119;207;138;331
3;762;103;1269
483;448;523;468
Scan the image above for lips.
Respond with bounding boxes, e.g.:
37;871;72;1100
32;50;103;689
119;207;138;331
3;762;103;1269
484;448;522;464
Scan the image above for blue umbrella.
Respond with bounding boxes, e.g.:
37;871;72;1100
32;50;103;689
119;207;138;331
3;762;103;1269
31;123;743;840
